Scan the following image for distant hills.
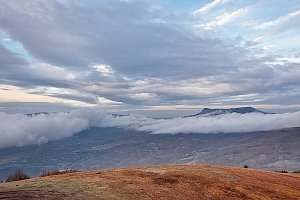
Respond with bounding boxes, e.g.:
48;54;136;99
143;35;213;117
184;107;273;118
26;112;52;117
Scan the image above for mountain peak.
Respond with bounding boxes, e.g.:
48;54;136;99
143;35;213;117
185;107;272;117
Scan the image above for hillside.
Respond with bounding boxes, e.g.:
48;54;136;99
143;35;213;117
0;164;300;200
1;127;300;179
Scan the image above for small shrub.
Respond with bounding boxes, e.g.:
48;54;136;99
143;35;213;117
293;170;300;173
5;169;30;182
243;165;249;169
275;170;288;173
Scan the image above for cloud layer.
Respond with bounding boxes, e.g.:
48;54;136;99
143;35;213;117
1;108;300;149
0;0;300;113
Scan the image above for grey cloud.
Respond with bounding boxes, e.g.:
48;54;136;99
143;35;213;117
0;0;267;76
0;0;299;110
0;44;83;91
0;45;27;79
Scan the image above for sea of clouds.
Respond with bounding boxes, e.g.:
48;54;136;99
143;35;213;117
0;108;300;149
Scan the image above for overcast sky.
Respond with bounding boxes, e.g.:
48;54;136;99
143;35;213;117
0;0;300;116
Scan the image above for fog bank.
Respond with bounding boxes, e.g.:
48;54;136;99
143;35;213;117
0;108;300;149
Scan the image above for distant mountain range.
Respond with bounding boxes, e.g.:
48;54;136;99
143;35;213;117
184;107;273;118
25;107;272;119
26;112;51;117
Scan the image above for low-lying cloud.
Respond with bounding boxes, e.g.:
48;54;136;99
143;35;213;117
0;108;300;149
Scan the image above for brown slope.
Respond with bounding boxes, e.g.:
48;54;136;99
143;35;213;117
0;164;300;200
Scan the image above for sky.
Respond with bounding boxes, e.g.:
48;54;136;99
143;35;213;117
0;0;300;117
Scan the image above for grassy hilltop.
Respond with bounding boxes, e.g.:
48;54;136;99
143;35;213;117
0;164;300;200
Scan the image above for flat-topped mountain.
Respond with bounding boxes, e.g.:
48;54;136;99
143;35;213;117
185;107;271;117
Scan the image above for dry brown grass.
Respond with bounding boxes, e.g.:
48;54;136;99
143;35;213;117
0;164;300;200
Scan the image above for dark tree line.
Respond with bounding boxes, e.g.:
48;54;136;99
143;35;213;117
4;169;30;182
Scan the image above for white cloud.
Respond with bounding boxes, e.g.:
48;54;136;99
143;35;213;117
192;0;230;15
107;111;300;134
196;8;250;30
0;108;109;149
255;9;300;29
0;108;300;149
97;97;123;105
92;64;114;76
0;111;89;149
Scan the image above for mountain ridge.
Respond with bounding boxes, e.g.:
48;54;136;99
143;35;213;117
184;106;273;118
